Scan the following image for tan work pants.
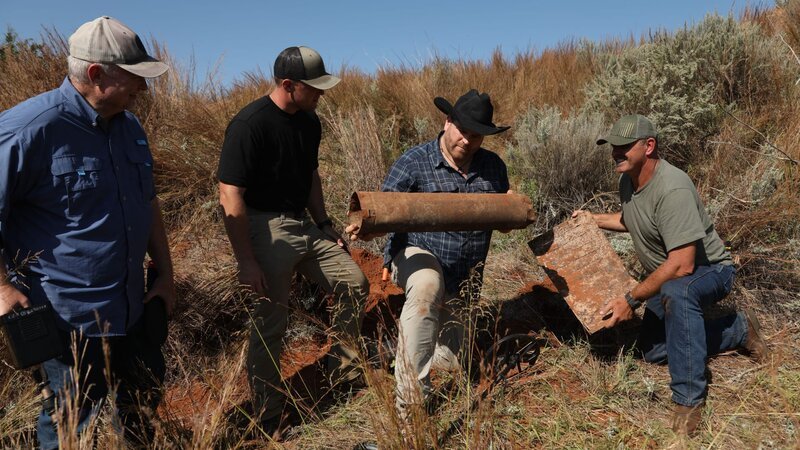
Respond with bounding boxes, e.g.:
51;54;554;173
391;246;466;415
246;210;368;421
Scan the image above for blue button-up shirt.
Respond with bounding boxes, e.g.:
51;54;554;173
0;78;155;336
382;134;509;294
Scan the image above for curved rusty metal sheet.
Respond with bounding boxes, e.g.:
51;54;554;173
529;214;638;334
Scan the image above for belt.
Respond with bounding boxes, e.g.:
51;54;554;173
248;207;306;219
274;210;305;219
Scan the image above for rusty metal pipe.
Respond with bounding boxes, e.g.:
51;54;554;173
347;191;536;237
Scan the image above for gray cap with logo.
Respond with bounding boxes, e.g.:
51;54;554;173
597;114;657;146
69;16;168;78
274;46;340;90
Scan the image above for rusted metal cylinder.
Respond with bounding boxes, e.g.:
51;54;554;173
347;191;536;237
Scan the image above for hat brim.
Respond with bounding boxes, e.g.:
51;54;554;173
433;96;510;136
596;135;639;146
117;58;169;78
302;74;341;90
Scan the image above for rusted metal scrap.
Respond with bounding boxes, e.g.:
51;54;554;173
529;214;637;334
347;191;536;236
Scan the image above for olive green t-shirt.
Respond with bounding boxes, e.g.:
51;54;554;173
620;160;731;275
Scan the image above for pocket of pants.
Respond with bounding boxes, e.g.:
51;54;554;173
721;266;736;294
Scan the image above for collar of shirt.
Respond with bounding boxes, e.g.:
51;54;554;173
427;131;485;180
57;77;103;128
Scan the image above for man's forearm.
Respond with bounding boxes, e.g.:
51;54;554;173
631;265;678;301
219;184;258;264
219;182;269;294
307;170;329;224
146;198;177;313
630;243;696;301
593;212;627;232
147;198;174;278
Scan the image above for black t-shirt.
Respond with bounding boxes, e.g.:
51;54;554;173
217;95;320;212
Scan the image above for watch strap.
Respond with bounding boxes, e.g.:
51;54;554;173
625;291;642;310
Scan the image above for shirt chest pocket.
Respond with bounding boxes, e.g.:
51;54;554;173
470;179;502;193
51;155;103;194
50;155;104;216
125;148;155;204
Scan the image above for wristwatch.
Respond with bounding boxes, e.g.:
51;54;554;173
317;218;333;230
624;291;642;310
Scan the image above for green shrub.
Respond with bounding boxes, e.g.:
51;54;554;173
583;14;790;165
505;106;615;230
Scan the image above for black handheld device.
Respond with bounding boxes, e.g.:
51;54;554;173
0;303;64;369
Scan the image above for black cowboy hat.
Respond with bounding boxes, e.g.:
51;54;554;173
433;89;510;136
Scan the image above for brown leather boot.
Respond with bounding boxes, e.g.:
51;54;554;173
742;309;769;363
671;400;705;436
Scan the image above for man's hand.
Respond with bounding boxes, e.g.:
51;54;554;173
237;259;268;297
344;223;385;242
0;282;30;316
320;223;349;252
600;296;635;329
575;210;627;232
144;274;177;317
571;209;594;221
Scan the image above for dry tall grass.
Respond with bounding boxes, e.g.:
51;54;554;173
1;4;799;449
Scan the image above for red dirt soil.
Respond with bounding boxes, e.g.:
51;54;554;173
160;248;569;430
160;249;405;426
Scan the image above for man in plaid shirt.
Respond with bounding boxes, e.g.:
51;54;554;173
378;89;511;420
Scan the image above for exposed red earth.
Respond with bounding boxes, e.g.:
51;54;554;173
159;247;591;435
159;249;405;428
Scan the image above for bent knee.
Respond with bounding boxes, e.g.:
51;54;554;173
659;279;688;311
405;276;444;305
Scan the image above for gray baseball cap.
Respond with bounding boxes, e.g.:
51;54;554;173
69;16;168;78
597;114;657;146
274;46;340;90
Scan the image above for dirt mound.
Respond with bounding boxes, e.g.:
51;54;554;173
350;248;404;308
160;249;405;428
159;248;583;430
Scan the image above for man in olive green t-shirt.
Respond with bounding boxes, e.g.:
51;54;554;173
574;114;769;436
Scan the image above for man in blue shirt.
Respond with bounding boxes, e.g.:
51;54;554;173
0;17;175;448
349;89;510;422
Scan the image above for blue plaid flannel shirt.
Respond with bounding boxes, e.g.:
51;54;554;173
382;134;510;294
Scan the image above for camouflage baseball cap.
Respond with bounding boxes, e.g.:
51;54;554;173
596;114;657;146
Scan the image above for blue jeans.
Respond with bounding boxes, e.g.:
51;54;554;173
37;319;165;450
637;264;746;407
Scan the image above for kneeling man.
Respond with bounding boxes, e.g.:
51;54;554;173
576;114;769;435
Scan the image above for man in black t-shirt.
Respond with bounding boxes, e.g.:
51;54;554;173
217;46;368;439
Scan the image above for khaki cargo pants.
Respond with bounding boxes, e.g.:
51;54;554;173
247;210;368;422
391;246;467;416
